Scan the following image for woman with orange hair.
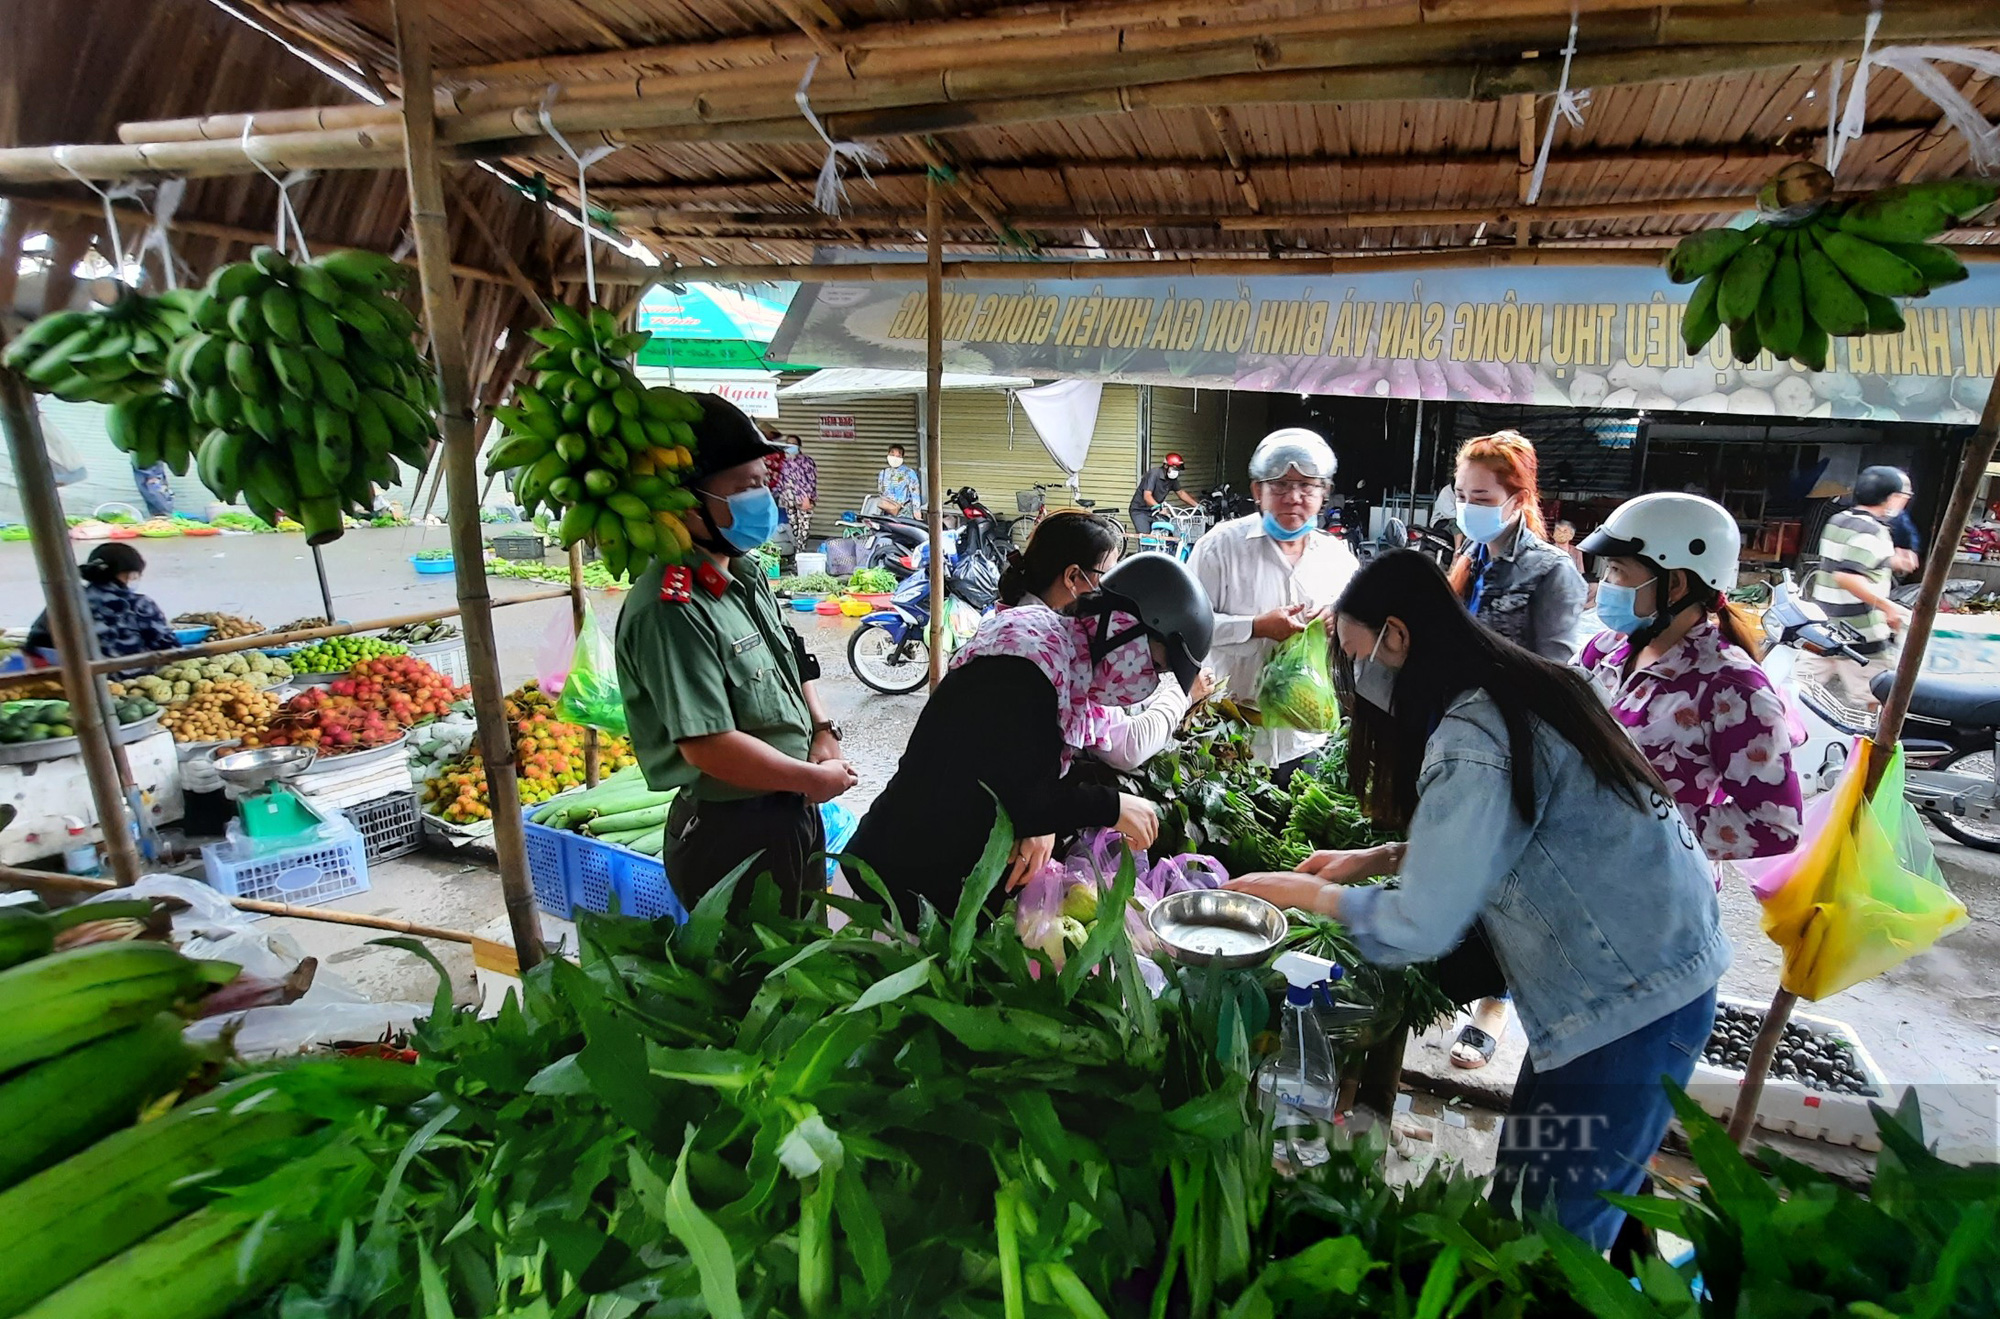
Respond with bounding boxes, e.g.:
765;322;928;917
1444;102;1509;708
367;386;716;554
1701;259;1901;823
1445;430;1586;1070
1448;430;1587;664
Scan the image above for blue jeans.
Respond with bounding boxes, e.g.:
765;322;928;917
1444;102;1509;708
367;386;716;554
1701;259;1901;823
1490;986;1717;1249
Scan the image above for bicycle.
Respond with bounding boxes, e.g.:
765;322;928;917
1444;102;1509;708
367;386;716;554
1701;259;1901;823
999;483;1098;550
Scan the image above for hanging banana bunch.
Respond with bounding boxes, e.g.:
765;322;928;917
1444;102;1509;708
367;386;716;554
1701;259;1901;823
1668;163;1996;371
3;290;203;476
168;247;440;545
484;301;704;582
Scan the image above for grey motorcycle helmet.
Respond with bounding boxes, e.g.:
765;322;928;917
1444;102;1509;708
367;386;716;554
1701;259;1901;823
1248;428;1337;483
1093;552;1214;690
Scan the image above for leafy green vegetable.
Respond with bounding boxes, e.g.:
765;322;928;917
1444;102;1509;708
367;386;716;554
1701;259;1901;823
848;567;897;594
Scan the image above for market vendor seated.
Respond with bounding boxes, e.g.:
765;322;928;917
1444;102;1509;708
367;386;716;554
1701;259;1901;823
847;552;1213;922
26;543;178;668
613;395;856;918
1226;550;1727;1251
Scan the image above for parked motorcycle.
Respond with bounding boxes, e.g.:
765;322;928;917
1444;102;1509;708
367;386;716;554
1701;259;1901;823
1762;573;2000;851
847;540;994;695
1200;484;1255;525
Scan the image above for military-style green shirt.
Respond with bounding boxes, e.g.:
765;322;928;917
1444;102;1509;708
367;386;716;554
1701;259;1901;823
615;556;813;802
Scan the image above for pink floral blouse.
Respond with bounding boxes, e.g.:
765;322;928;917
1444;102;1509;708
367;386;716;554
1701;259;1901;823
1579;618;1803;863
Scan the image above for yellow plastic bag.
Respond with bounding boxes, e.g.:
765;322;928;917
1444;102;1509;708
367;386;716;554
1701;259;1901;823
1759;739;1969;1001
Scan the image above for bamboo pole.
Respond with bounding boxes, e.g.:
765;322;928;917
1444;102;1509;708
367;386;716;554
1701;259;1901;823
924;174;947;692
0;864;480;944
0;190;516;287
0;357;144;887
0;588;573;689
570;543;600;788
1725;346;2000;1148
1514;93;1537;245
394;0;543;974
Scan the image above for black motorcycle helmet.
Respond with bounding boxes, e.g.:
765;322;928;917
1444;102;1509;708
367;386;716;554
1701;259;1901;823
1090;552;1214;690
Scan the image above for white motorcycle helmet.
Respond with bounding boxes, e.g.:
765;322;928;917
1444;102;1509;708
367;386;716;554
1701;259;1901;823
1248;428;1336;483
1579;492;1740;597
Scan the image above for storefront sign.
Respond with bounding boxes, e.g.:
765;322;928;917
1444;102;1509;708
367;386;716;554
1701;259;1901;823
817;413;858;442
769;262;2000;426
697;380;780;417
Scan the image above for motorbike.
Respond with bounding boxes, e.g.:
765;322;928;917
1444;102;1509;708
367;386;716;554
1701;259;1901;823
1141;503;1210;561
1762;572;2000;851
847;540;994;695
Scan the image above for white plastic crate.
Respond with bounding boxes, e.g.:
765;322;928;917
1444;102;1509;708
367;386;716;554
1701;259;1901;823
1683;996;1900;1151
342;790;422;862
202;818;369;908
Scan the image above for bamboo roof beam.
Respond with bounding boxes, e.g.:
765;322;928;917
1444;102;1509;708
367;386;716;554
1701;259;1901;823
117;0;2000;150
1514;93;1538;245
1204;107;1263;214
906;136;1017;248
0;188;518;285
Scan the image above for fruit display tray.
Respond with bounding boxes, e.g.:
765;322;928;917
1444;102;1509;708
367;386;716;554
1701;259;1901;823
1683;995;1899;1150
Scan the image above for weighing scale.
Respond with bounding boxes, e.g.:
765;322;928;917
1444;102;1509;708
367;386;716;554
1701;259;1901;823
211;745;321;838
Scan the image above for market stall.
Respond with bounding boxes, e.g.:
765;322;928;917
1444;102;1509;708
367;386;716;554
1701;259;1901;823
3;0;2000;1312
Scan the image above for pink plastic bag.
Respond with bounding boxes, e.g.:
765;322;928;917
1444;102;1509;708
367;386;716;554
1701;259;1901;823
536;603;576;696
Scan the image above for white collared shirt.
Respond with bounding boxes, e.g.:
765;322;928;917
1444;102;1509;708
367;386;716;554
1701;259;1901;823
1187;514;1359;765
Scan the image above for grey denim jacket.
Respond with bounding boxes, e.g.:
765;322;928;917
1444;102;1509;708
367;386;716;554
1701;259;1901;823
1341;688;1730;1071
1465;526;1587;663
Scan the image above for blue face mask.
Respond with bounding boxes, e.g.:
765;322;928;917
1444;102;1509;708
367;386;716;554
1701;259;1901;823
1595;580;1657;636
1262;513;1312;542
1457;499;1513;545
702;486;780;555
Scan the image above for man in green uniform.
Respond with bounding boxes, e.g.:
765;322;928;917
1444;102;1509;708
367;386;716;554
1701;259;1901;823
615;394;857;915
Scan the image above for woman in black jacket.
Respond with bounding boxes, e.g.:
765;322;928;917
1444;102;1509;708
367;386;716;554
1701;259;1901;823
846;553;1213;922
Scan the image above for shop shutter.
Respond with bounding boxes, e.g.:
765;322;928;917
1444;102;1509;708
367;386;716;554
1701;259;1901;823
773;391;919;522
1144;387;1231;497
940;385;1142;523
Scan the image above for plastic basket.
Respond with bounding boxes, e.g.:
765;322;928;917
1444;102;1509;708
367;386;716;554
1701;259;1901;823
1015;488;1046;515
412;555;455;575
202;818;369;907
342;790;422;862
522;814;571;918
491;534;547;561
521;809;688;923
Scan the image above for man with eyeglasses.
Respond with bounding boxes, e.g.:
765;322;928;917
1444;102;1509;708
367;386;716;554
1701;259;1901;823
1188;428;1359;770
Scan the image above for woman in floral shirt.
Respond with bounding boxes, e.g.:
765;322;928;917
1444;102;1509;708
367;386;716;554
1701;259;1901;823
770;435;818;540
26;543;179;671
1579;493;1802;865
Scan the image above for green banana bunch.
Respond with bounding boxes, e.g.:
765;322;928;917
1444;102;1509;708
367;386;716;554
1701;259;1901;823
170;247;439;545
483;299;704;582
2;287;198;405
1668;169;1996;372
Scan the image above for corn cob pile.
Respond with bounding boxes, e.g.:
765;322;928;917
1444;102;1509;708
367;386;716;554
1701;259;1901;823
1669;165;1997;370
2;289;202;473
170;247;439;545
485;301;704;581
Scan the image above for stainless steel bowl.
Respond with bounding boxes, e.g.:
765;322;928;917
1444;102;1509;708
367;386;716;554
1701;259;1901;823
1147;889;1288;969
212;744;316;792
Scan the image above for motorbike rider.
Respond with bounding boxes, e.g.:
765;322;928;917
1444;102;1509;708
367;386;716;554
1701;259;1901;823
847;553;1214;919
1187;428;1359;773
1449;430;1586;663
613;395;856;918
1130;451;1197;533
1226;549;1726;1252
1803;465;1912;711
1577;493;1803;866
1001;510;1217;773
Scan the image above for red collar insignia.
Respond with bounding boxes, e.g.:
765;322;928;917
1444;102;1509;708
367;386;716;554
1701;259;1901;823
694;561;731;599
660;566;694;604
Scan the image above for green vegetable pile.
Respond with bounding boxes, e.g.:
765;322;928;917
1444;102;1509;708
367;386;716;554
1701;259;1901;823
848;566;897;594
0;700;77;744
485;555;633;592
776;572;842;596
530;764;678;855
209;511;274;533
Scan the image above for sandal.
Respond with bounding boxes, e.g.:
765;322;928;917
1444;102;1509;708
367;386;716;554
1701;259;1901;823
1450;1024;1497;1070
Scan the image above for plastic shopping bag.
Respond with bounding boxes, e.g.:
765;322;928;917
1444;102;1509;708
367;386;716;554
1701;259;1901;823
536;603;577;697
554;601;628;735
1255;617;1342;732
1756;739;1969;1001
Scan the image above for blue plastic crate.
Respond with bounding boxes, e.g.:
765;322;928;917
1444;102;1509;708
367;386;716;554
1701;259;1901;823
203;818;369;908
522;814;572;918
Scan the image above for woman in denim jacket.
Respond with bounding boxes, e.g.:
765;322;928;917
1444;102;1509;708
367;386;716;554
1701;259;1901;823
1230;551;1727;1249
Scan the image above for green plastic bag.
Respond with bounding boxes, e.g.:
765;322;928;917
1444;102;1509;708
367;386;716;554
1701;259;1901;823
555;602;628;736
1255;617;1341;732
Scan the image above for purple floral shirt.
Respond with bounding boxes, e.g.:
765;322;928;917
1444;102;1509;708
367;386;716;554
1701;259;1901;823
773;451;818;510
1580;618;1803;863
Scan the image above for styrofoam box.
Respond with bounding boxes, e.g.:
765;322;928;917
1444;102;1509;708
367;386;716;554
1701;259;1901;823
292;754;417;813
1924;614;2000;676
1684;995;1901;1151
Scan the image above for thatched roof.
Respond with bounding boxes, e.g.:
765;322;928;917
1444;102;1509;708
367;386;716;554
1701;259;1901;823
3;0;1996;281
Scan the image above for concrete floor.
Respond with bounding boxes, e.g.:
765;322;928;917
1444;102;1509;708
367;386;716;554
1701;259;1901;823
7;527;1997;1162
